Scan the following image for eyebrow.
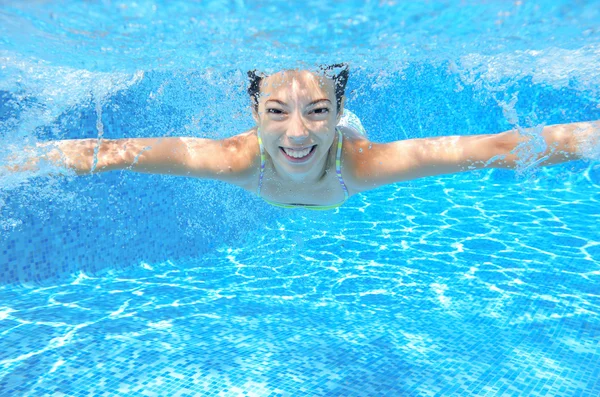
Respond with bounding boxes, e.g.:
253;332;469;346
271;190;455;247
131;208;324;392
265;99;332;107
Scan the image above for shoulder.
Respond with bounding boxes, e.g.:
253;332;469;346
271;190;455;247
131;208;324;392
220;128;260;159
339;127;418;194
337;125;374;195
222;128;261;186
185;128;261;187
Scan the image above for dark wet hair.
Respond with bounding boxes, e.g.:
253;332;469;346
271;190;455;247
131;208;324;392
247;63;349;114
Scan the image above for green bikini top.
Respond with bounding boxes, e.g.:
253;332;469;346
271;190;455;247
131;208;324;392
257;128;349;210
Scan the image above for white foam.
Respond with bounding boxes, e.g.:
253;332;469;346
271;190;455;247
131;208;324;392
456;45;600;93
0;50;143;137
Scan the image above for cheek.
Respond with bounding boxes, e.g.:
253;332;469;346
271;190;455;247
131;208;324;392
318;132;336;149
261;133;281;151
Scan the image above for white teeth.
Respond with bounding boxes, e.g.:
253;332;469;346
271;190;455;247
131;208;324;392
283;146;312;158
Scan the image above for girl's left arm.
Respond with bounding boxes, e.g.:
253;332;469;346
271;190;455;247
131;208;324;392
346;121;599;192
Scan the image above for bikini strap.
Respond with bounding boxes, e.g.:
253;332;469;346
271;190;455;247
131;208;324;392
335;127;349;200
257;129;266;197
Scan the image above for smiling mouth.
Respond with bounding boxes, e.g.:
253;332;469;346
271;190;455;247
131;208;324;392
280;145;317;162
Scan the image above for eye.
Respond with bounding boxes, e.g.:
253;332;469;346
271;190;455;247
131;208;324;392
312;107;330;114
267;108;284;114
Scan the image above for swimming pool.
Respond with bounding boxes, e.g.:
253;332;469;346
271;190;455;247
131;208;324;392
1;1;600;396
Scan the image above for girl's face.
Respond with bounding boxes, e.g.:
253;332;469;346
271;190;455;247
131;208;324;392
253;70;343;181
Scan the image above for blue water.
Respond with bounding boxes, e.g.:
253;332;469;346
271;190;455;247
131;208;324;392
1;1;600;396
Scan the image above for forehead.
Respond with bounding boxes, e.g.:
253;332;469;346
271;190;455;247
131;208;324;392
260;70;335;99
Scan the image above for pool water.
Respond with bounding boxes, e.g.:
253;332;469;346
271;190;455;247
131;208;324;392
2;170;599;396
1;1;600;396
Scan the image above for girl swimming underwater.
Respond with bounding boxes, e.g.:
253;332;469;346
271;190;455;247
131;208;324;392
4;64;599;209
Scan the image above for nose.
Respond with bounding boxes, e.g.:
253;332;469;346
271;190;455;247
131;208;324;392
286;112;309;142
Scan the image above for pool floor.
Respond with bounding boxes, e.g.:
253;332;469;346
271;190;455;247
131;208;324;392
1;169;599;397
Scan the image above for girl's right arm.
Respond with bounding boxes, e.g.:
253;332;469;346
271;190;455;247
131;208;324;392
4;133;258;185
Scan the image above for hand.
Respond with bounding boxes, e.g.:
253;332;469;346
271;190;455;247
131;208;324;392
1;140;78;176
572;121;600;160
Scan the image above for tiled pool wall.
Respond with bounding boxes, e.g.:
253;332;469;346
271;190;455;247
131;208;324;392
0;170;275;285
1;65;599;285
